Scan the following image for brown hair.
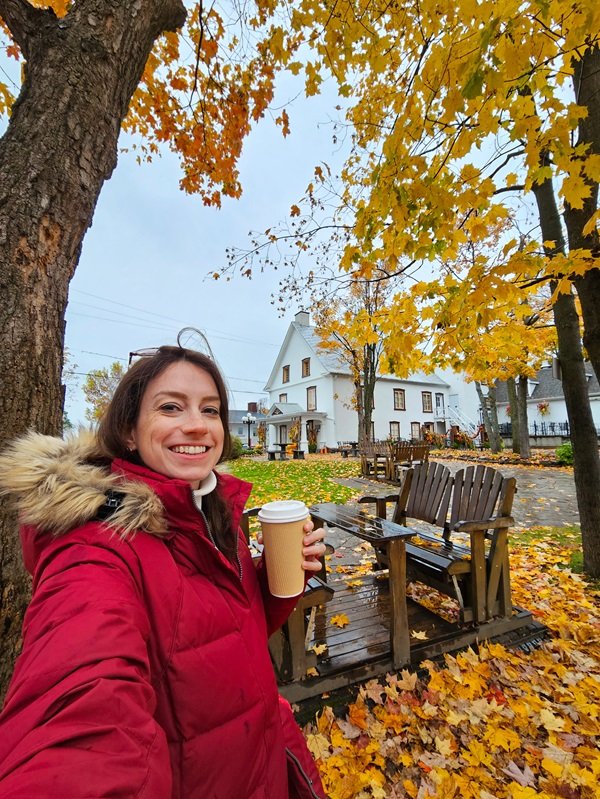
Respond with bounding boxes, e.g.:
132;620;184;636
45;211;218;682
97;346;234;557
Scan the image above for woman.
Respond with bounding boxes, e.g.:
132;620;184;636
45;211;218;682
0;344;327;798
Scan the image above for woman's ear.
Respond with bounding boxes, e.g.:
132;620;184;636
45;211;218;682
125;432;137;452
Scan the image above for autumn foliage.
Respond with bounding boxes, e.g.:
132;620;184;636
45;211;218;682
228;458;599;799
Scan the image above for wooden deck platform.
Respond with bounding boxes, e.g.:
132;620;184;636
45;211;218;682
278;572;545;703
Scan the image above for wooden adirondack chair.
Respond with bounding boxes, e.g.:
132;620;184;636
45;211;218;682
360;462;517;625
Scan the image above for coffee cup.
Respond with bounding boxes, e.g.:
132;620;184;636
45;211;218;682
257;500;309;597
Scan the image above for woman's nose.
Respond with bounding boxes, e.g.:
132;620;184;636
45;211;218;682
181;411;208;433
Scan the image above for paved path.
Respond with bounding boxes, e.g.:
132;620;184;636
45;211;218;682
325;460;578;568
334;459;578;528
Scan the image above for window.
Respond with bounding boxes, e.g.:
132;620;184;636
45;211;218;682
307;386;317;411
282;365;290;383
411;422;421;440
422;391;433;412
393;388;406;411
389;421;400;439
301;357;311;377
278;393;288;403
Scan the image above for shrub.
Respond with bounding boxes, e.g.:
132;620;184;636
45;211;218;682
228;436;245;460
555;442;573;465
422;429;446;449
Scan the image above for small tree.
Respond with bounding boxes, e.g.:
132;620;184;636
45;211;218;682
83;362;125;422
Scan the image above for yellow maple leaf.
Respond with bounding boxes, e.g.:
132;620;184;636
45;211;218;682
411;629;429;640
539;708;565;732
306;732;330;761
310;643;328;655
330;613;350;628
346;578;364;588
305;667;318;677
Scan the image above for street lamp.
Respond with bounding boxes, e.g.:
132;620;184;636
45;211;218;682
241;413;256;449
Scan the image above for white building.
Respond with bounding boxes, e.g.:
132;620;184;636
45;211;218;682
262;311;478;450
495;362;600;443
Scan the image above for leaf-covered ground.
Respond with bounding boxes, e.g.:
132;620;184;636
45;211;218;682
228;456;599;798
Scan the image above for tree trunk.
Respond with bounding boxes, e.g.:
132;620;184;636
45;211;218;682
552;290;600;576
531;144;600;577
566;46;600;384
507;377;520;454
0;0;186;702
516;376;531;459
475;382;501;452
360;343;377;442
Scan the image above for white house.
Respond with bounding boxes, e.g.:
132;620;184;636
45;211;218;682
494;362;600;442
262;311;479;450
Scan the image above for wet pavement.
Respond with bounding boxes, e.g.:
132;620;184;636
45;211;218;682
323;459;579;567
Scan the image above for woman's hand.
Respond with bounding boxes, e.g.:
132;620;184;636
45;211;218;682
301;519;327;573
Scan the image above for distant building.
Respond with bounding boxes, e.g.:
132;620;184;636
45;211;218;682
228;408;259;448
262;311;479;450
495;362;600;442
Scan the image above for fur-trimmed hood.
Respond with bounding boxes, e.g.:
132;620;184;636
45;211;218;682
0;430;167;537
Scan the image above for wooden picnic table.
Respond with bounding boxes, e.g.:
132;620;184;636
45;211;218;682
310;502;415;668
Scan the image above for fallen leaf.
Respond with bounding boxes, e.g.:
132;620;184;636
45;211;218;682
330;613;350;628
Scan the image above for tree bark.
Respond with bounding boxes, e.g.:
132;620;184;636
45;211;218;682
475;382;501;452
516;376;531;459
531;146;600;577
0;0;186;702
566;46;600;383
361;343;377;442
506;377;520;454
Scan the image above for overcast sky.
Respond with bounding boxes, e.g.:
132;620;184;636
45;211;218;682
59;72;345;423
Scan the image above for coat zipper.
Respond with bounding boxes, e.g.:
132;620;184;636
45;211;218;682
198;507;243;581
285;748;322;799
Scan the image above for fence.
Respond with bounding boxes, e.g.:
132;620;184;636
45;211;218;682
499;421;600;438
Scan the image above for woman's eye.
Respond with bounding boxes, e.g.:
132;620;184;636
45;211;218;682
159;403;181;412
203;407;220;416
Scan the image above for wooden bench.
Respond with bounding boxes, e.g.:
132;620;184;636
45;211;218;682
360;441;431;482
338;441;359;457
386;441;430;482
359;461;516;625
240;507;335;682
359;441;390;479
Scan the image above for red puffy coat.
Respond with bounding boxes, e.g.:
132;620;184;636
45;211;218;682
0;432;325;799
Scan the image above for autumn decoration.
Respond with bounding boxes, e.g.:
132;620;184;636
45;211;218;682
537;401;550;417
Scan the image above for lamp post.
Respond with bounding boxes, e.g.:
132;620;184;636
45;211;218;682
241;413;256;449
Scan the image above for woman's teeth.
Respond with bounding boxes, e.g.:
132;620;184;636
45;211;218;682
171;445;207;454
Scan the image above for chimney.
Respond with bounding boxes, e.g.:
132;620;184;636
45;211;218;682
295;310;310;326
247;402;258;413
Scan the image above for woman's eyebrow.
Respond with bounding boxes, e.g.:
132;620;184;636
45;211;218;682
153;391;220;403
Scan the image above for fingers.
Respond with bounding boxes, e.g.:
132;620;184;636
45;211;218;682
303;525;325;547
302;526;327;571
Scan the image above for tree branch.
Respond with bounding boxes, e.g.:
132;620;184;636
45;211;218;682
0;0;49;57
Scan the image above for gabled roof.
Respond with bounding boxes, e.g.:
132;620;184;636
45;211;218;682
263;320;336;390
266;402;304;417
264;317;450;389
495;363;600;403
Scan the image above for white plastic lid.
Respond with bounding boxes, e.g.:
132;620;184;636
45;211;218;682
257;499;309;524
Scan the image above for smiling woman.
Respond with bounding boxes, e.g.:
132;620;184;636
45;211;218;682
0;342;327;798
125;362;225;489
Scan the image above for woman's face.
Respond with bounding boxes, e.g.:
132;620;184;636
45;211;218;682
127;361;225;489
